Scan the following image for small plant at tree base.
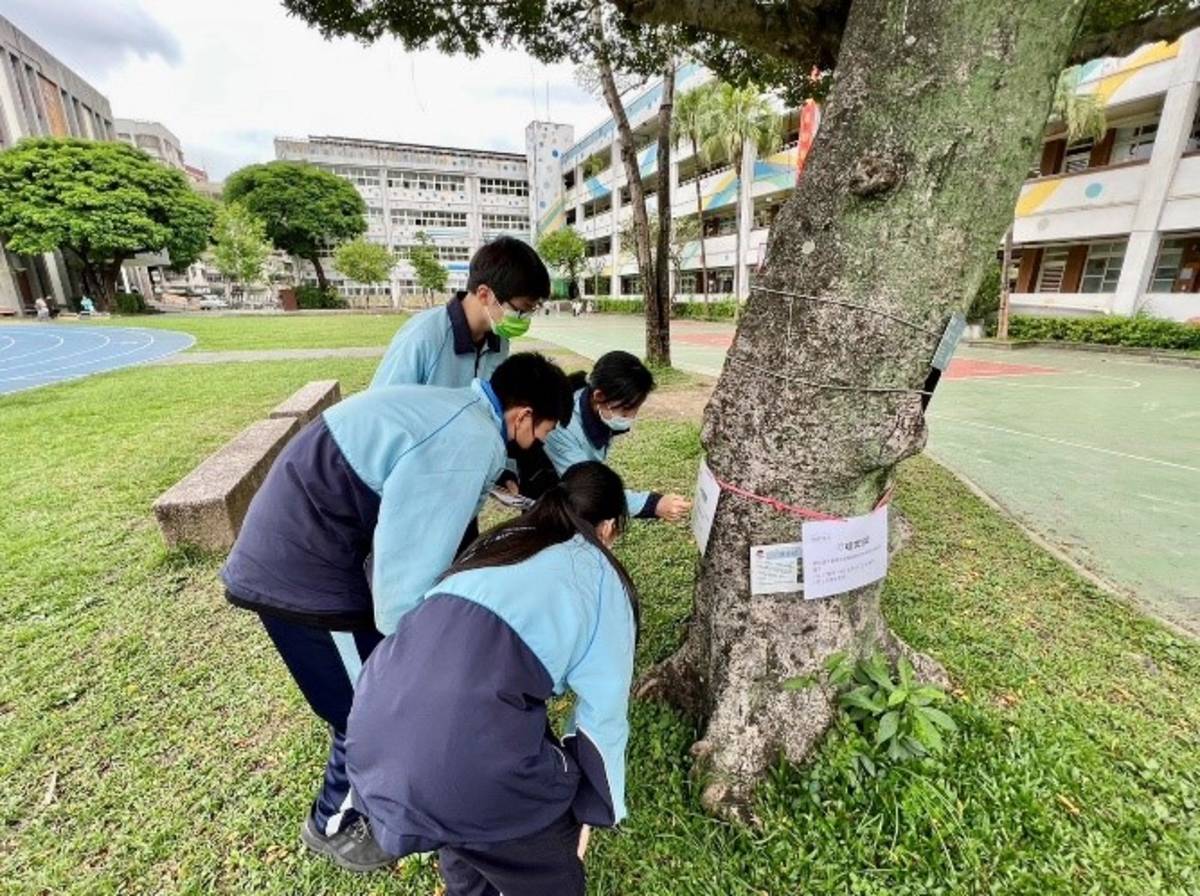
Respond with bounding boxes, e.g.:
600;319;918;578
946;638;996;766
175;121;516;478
796;652;957;782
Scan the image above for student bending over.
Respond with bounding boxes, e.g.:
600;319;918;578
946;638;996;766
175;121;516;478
346;461;639;896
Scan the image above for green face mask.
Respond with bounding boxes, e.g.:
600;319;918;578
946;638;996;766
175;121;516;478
492;308;532;340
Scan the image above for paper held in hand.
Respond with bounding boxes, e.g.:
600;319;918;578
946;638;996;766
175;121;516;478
800;505;889;600
691;459;720;555
489;488;534;510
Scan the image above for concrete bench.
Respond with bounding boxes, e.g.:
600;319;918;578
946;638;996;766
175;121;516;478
153;416;300;552
269;379;342;425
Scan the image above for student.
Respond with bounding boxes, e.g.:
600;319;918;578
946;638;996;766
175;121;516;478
370;236;547;390
220;352;573;873
346;461;638;896
519;350;691;521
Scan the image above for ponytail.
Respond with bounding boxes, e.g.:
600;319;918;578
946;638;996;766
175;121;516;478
442;463;640;631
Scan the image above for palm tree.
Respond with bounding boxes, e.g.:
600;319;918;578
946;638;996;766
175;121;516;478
672;82;718;305
702;83;780;302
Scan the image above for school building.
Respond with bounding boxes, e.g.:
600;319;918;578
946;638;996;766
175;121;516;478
1010;27;1200;323
533;61;811;303
274;135;541;305
0;13;115;315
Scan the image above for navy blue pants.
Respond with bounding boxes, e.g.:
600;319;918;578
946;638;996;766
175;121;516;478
259;614;383;834
438;813;585;896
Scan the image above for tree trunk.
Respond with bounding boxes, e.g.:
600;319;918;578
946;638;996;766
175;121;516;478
694;138;710;307
999;225;1013;338
732;147;745;306
310;254;328;291
592;10;657;356
99;262;121;309
638;0;1088;815
648;61;675;366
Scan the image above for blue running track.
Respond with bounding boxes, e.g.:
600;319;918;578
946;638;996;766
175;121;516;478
0;324;194;396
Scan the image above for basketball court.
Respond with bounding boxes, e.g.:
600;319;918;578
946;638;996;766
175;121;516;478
0;324;195;395
529;314;1199;632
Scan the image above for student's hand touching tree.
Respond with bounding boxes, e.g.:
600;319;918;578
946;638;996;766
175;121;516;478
654;494;692;522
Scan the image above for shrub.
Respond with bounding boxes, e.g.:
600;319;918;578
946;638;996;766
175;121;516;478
1009;313;1200;351
113;291;147;314
295;284;347;309
968;261;1001;326
592;296;740;320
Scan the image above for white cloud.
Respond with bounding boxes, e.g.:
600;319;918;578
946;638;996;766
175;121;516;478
5;0;610;180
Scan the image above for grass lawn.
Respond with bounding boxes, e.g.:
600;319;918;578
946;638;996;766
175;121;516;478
2;363;1198;894
64;312;411;351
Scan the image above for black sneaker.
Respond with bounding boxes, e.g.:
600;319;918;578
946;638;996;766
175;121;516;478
300;815;397;872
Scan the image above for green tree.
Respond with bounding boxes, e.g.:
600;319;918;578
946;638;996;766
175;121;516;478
537;227;587;295
0;137;214;309
210;202;272;303
334;238;396;305
223;161;365;292
409;231;448;307
701;83;779;302
283;0;1198;814
672;82;719;304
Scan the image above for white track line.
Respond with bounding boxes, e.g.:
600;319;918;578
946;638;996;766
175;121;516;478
0;332;152;382
0;331;65;364
931;416;1199;474
0;331;113;375
0;335;14;353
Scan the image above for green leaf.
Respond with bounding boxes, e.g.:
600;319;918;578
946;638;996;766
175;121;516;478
920;707;958;732
910;686;944;706
887;688;908;708
876;710;900;745
841;686;885;714
913;713;945;753
898;656;915;690
862;653;896;692
782;674;817;691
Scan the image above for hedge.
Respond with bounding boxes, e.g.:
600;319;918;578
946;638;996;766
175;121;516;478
295;285;348;310
592;297;739;321
113;291;148;314
1008;314;1200;351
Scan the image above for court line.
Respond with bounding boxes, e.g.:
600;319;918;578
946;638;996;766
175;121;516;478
930;416;1200;474
0;331;114;375
950;368;1142;391
0;331;66;364
0;335;14;353
0;331;153;382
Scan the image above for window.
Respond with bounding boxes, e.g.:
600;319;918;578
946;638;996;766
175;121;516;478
563;170;576;191
337;166;381;187
482;213;530;231
581;195;612;220
1151;239;1184;292
1062;139;1094;174
703;213;738;238
394;243;471;262
565;208;577;226
1111;122;1157;164
387;170;465;191
480;177;529;197
586;237;611;258
367;206;385;222
390;209;468;228
1080;241;1125;293
1035;247;1069;292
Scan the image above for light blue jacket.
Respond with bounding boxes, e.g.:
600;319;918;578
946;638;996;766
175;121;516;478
324;379;509;634
346;534;636;856
543;387;658;518
370;295;509;390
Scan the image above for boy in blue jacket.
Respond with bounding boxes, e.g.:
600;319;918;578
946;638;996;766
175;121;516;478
220;352;573;872
370;236;545;390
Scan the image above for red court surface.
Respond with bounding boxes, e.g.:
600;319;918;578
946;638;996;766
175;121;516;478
675;332;734;348
944;358;1060;379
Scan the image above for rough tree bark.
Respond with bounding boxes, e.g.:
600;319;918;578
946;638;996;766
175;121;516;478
309;254;329;291
638;0;1090;814
650;60;675;364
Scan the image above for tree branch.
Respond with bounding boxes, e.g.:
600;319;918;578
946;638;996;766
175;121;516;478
613;0;846;65
1070;7;1200;65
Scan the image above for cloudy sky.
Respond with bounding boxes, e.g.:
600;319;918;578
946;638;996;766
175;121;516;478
3;0;611;180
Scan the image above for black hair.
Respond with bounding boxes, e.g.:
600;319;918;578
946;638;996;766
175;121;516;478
587;350;655;411
443;461;639;631
490;352;573;427
468;236;551;303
